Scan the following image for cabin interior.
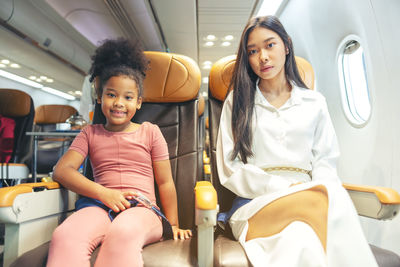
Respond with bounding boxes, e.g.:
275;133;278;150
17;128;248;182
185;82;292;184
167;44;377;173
0;0;400;266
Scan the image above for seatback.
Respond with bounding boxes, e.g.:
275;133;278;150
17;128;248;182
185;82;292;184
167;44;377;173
33;105;77;174
208;55;314;212
0;89;34;165
92;51;201;229
34;105;77;131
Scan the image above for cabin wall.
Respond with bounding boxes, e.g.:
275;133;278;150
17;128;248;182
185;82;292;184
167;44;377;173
280;0;400;254
0;78;80;111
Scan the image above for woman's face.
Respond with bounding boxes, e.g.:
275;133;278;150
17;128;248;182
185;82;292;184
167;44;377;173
246;26;287;82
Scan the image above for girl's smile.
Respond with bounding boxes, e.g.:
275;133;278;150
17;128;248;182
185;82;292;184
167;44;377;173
110;109;127;117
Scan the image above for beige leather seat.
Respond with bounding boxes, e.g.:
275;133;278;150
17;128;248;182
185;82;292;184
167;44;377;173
2;51;208;267
207;55;400;267
32;105;77;174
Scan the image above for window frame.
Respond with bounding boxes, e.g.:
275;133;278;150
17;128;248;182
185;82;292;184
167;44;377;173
337;35;372;127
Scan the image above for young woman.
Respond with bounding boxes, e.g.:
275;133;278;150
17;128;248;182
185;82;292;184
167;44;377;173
47;38;191;267
216;16;377;266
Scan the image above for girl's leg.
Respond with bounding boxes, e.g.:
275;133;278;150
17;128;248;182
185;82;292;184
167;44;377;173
47;207;111;267
94;206;163;267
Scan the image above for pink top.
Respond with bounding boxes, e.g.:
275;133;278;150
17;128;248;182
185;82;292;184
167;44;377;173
69;122;169;203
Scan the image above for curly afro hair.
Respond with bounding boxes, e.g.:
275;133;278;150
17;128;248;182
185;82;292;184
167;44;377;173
88;38;148;97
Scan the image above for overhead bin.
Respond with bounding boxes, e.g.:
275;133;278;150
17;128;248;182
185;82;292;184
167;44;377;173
0;0;93;73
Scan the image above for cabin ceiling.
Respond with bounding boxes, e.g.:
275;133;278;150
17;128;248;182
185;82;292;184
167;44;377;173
0;0;258;98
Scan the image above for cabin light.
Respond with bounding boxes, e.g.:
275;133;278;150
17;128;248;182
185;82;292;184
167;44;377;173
46;78;54;83
36;78;43;82
0;69;43;88
202;77;209;84
42;87;76;100
0;70;73;100
202;61;212;69
204;41;214;47
40;75;47;80
221;41;231;47
256;0;285;16
0;64;6;68
224;35;234;41
206;35;216;41
1;59;10;64
10;63;21;68
75;90;82;96
29;76;37;80
202;91;208;97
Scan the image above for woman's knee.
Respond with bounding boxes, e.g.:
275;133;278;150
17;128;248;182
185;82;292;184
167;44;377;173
246;185;329;248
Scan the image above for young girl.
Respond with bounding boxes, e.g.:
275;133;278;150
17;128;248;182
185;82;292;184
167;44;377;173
216;16;378;266
47;38;191;267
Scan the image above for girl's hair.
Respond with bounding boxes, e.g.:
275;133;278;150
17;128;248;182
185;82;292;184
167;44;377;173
229;15;308;163
88;38;148;98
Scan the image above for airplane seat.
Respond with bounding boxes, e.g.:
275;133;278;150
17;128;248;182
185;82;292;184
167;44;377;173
198;94;206;180
6;51;204;267
207;55;400;267
0;89;34;186
205;116;210;156
32;105;77;175
203;116;212;181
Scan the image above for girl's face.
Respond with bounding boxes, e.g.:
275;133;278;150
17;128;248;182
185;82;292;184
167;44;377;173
246;26;287;83
98;75;142;131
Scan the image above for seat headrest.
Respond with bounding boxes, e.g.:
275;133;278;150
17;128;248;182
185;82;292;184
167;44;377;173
0;89;32;117
295;56;315;90
35;105;77;124
209;55;315;101
142;51;201;103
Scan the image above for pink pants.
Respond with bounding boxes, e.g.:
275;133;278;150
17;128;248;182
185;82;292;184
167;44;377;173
47;206;163;267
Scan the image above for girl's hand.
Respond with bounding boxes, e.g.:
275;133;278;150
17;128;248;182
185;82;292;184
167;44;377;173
171;226;192;240
99;188;136;212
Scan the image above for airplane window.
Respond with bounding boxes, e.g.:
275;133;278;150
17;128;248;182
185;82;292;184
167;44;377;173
338;38;371;126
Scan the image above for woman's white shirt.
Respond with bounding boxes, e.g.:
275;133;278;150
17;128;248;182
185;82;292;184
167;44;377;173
216;85;340;199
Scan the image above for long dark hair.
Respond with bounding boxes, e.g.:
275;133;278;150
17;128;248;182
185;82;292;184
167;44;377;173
230;16;308;163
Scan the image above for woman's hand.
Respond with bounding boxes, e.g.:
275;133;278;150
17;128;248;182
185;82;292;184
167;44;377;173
99;188;136;213
171;226;192;240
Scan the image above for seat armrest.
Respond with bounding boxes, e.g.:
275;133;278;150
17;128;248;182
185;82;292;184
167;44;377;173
0;182;60;207
195;181;218;267
195;181;218;210
343;183;400;220
0;183;77;266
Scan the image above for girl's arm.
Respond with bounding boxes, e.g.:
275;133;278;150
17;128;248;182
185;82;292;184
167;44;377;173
153;159;192;240
53;150;133;212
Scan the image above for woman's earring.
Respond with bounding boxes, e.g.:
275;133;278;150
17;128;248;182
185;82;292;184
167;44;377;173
286;48;289;55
